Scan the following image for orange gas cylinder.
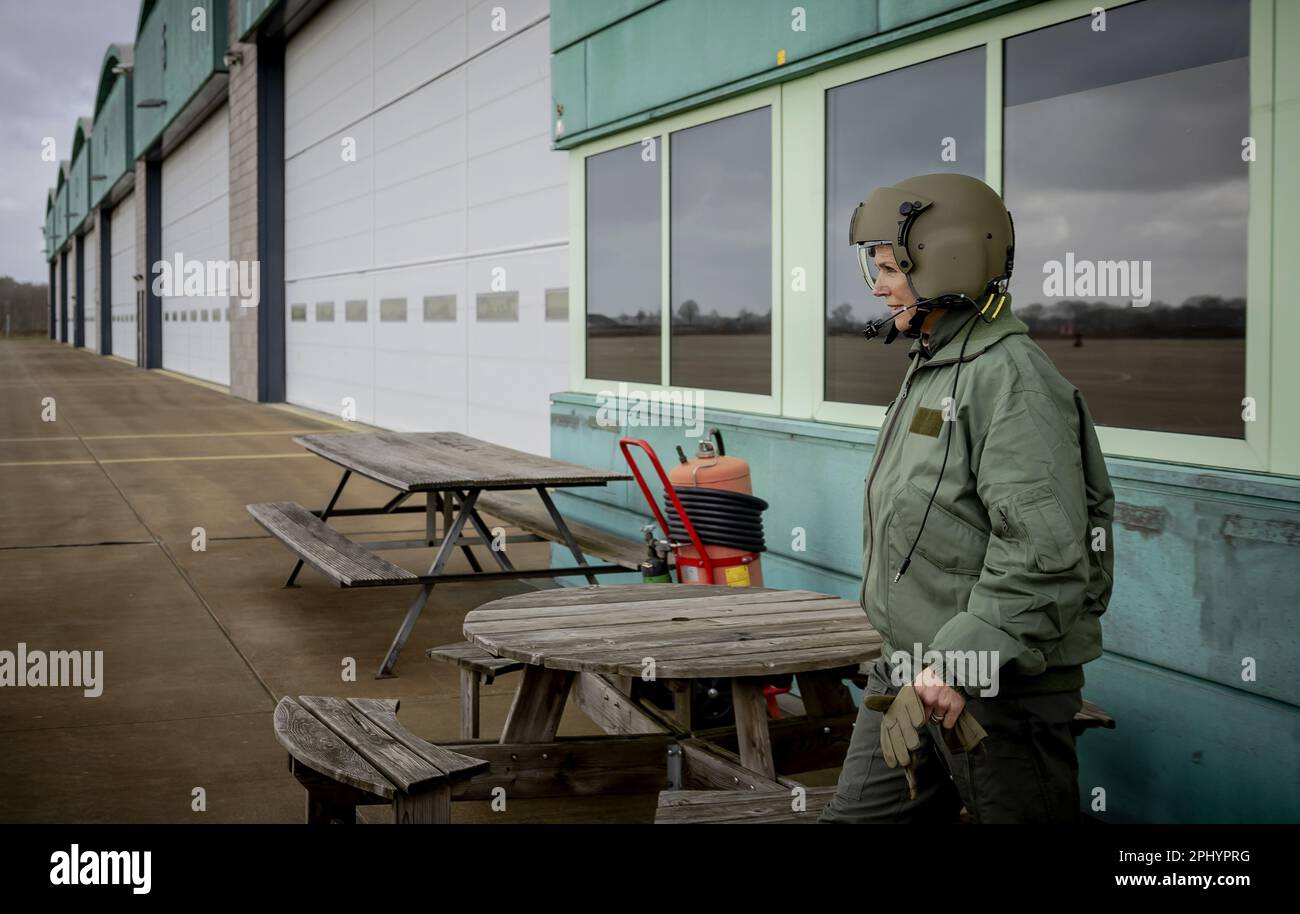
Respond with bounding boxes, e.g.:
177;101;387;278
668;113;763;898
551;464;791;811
665;431;766;587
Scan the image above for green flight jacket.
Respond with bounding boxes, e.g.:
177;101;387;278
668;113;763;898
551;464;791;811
859;300;1115;698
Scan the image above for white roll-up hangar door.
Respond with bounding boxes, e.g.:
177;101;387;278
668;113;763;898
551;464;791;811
282;0;566;453
83;224;98;352
109;192;137;362
160;105;231;386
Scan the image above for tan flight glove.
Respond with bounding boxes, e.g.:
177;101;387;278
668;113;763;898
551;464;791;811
865;686;989;800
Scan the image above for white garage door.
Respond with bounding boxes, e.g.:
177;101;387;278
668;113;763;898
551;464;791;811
83;224;98;352
61;252;73;345
160;105;230;386
110;192;137;362
283;0;567;454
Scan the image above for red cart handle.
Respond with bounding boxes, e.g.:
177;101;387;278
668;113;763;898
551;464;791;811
618;437;715;585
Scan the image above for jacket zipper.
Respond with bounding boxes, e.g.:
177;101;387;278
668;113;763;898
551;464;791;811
864;362;921;644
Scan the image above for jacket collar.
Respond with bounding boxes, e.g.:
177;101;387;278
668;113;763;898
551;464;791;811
909;296;1028;366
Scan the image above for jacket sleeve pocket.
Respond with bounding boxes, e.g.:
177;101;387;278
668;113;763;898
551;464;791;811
1013;483;1084;574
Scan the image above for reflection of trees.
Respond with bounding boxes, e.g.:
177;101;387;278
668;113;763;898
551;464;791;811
588;300;773;337
671;301;770;334
825;295;1246;338
1016;296;1246;339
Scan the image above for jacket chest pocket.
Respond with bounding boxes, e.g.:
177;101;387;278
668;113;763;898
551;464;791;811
889;481;988;576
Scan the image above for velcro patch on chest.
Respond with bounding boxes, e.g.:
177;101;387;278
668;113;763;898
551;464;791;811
908;406;945;437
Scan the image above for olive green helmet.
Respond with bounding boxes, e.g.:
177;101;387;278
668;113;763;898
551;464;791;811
849;173;1015;308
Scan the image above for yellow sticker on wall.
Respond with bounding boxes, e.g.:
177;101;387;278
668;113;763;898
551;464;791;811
724;564;751;587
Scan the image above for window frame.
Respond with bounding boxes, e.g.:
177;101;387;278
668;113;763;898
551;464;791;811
569;0;1276;474
570;87;783;415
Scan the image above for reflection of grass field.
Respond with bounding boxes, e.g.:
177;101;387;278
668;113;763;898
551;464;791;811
589;333;772;394
827;335;1245;438
590;333;1246;439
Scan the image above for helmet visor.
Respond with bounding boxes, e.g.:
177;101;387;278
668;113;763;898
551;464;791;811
856;241;897;291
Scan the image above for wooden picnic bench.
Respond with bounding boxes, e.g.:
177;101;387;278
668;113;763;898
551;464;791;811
426;641;527;739
246;431;643;677
273;695;488;823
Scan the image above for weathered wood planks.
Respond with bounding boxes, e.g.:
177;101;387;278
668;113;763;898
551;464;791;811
294;431;632;493
247;502;418;587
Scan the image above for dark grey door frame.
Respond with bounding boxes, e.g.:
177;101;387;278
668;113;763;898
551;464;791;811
100;208;113;355
256;34;286;402
143;154;162;369
73;232;85;348
59;251;68;343
48;261;56;339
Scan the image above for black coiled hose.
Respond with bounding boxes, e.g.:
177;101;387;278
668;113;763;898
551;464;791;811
663;486;768;552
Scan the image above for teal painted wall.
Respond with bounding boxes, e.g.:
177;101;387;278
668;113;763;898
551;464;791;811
550;0;1036;147
52;181;67;254
91;75;133;210
67;128;91;235
133;0;228;154
551;0;663;51
45;202;55;262
547;391;1300;823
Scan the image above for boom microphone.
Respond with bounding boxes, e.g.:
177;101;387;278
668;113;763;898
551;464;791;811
861;303;921;343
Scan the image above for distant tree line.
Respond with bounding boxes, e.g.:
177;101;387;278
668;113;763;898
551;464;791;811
589;299;772;336
0;276;50;336
827;295;1246;339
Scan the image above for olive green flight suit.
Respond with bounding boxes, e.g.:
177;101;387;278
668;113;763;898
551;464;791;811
819;301;1115;824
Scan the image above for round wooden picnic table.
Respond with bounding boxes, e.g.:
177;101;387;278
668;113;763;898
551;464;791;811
463;584;882;778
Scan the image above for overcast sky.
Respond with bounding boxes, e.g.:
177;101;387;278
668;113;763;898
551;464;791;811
0;0;139;284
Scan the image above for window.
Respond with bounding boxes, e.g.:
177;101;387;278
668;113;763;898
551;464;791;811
1003;0;1249;438
345;300;367;322
585;140;660;384
379;298;407;322
476;292;518;321
290;304;307;321
316;301;335;321
423;295;455;321
671;107;772;395
824;47;985;406
545;288;569;321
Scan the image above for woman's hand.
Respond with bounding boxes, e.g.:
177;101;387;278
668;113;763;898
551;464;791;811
913;665;966;729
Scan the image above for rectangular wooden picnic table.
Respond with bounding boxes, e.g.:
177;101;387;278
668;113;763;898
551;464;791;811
247;431;634;677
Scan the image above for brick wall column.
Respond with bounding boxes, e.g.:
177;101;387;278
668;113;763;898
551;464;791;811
228;1;260;402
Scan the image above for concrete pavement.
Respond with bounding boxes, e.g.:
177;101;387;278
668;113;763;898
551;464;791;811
0;338;657;823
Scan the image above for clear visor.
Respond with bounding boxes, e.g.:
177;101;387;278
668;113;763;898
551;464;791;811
856;241;898;291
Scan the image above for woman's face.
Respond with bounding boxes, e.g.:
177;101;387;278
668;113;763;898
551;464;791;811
871;245;919;332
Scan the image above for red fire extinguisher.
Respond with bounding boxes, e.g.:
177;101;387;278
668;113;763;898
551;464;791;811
619;429;767;587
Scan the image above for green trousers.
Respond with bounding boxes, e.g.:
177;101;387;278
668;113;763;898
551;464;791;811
818;656;1084;824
